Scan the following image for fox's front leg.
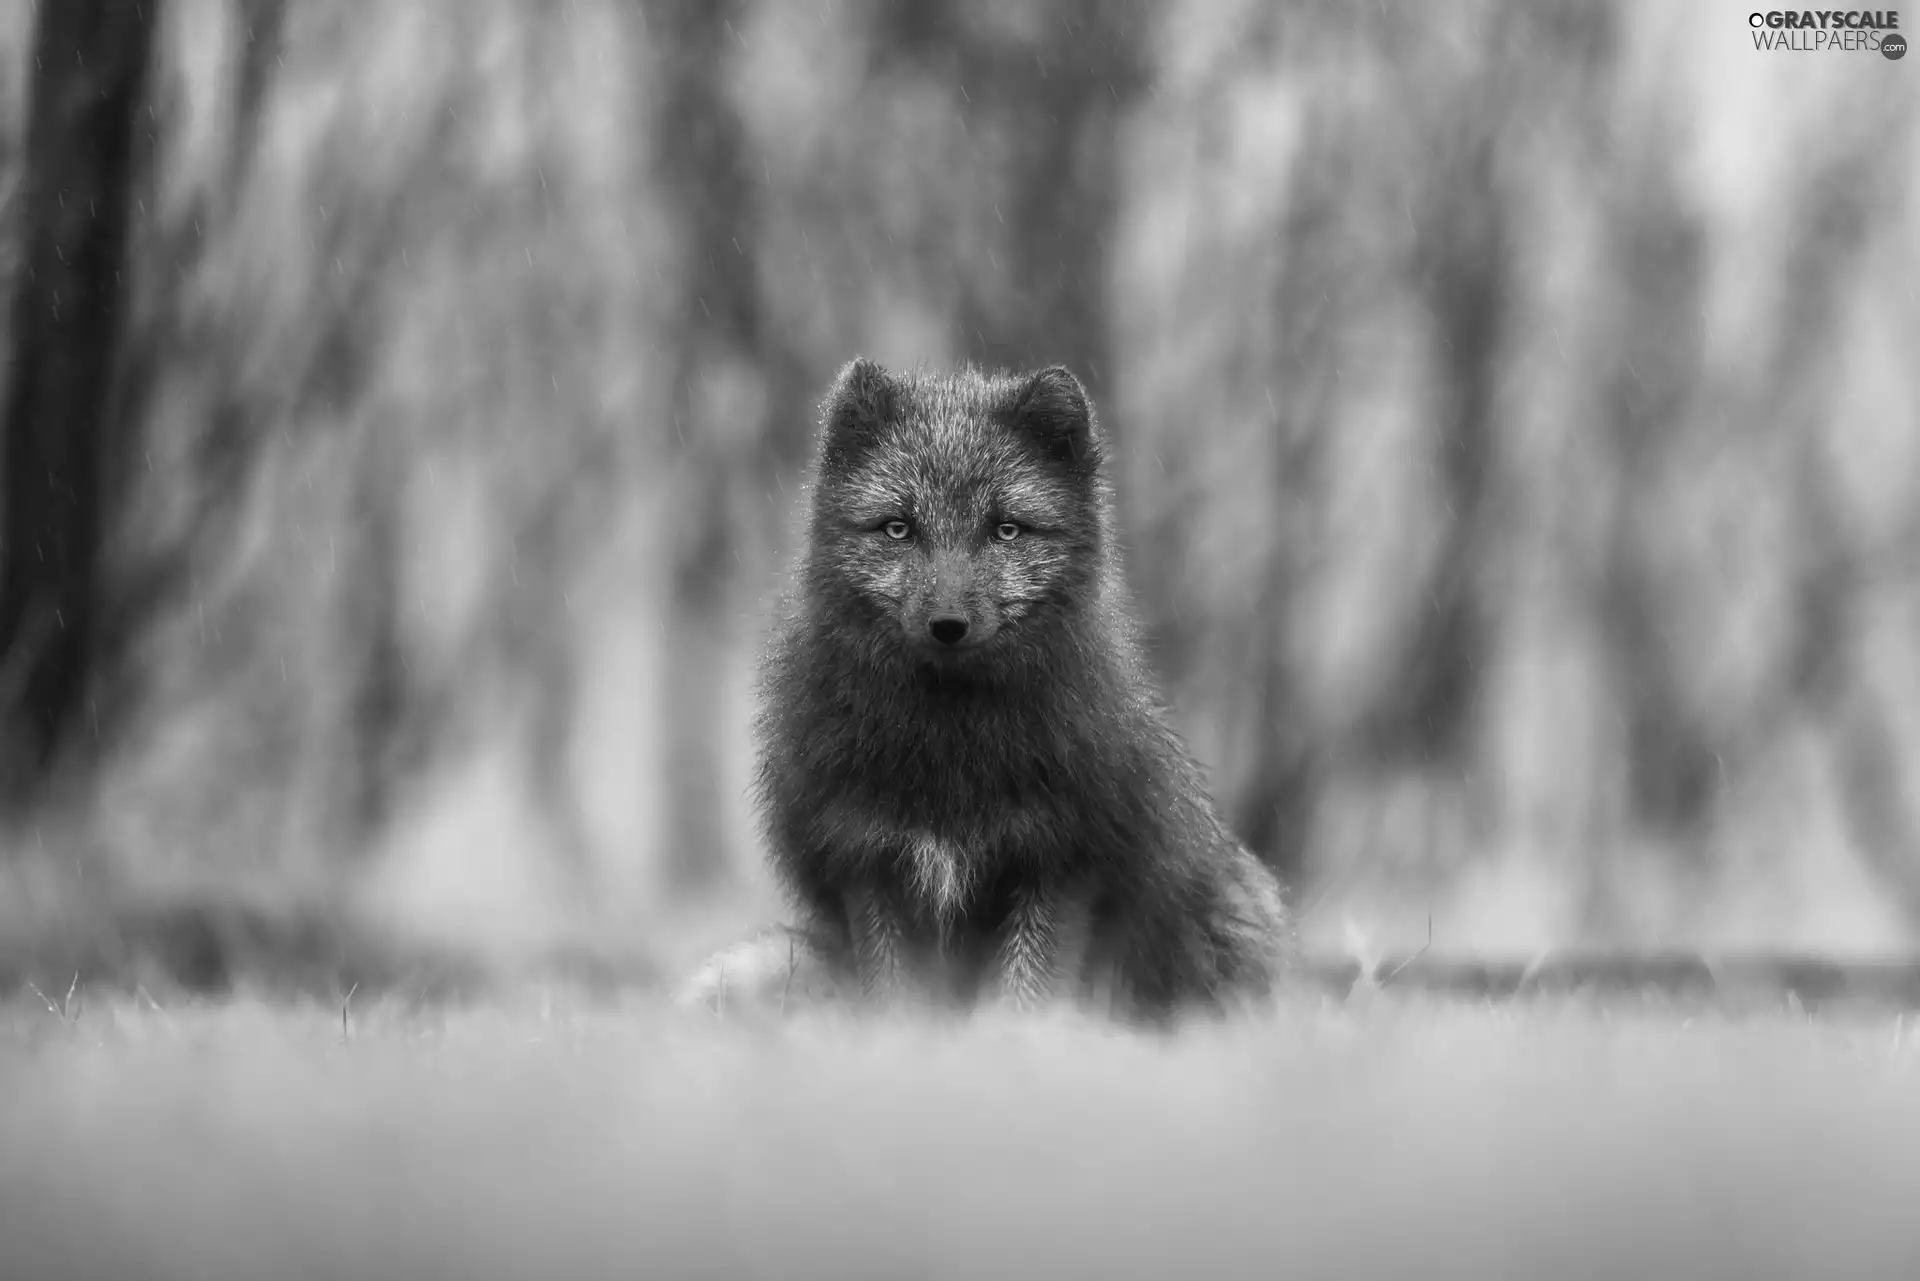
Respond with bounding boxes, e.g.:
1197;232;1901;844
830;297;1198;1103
989;881;1093;1012
844;882;913;1004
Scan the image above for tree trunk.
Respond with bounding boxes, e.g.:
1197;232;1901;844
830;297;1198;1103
880;0;1145;413
0;0;161;803
651;0;764;893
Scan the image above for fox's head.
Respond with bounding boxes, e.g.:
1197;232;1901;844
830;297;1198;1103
801;359;1111;670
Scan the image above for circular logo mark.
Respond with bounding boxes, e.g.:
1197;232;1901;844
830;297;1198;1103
1884;32;1908;59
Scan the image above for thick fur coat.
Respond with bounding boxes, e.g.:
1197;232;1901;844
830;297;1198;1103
751;359;1293;1021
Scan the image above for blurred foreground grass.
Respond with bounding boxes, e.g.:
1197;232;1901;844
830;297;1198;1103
3;994;1918;1280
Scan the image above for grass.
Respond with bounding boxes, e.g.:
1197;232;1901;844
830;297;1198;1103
2;989;1917;1280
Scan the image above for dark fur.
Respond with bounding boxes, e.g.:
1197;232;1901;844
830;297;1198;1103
753;360;1293;1022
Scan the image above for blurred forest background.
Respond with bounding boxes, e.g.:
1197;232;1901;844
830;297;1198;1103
0;0;1915;990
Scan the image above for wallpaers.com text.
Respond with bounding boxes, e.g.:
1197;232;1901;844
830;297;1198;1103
1750;10;1904;52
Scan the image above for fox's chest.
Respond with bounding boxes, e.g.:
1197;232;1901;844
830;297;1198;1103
899;829;973;927
804;790;1054;918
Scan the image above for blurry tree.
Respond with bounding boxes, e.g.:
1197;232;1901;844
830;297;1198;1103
0;0;160;806
1752;134;1919;920
226;0;283;191
1363;97;1505;773
650;0;775;892
1226;109;1349;887
106;0;430;854
876;0;1145;408
102;0;289;719
1592;131;1714;846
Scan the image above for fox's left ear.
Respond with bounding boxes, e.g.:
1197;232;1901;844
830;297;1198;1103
1009;366;1102;475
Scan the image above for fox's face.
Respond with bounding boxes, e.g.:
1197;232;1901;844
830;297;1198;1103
805;361;1107;665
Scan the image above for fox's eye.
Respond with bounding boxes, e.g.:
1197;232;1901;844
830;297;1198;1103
883;520;912;541
993;522;1021;543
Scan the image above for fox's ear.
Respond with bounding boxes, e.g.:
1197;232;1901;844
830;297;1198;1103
820;357;895;460
1009;366;1101;474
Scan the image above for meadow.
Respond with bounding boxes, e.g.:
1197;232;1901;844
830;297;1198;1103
3;988;1918;1280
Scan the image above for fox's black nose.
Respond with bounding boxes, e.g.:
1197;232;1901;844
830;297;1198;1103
928;615;970;646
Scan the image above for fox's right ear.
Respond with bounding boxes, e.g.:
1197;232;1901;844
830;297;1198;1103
820;357;895;460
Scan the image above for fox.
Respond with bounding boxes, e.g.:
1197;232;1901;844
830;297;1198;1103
710;359;1293;1023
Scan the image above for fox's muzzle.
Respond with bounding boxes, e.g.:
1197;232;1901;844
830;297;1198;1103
910;547;994;652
